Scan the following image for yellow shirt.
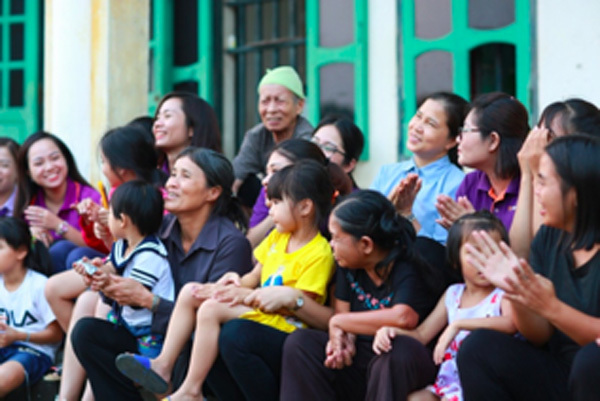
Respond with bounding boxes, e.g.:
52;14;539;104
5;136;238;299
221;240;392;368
240;230;335;333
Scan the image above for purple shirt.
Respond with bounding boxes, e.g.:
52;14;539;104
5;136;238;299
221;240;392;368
249;187;269;228
32;178;101;240
455;170;520;230
0;186;17;217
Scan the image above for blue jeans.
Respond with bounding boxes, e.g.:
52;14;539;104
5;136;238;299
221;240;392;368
50;240;105;274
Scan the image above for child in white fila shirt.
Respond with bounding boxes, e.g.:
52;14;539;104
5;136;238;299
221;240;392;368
0;217;63;396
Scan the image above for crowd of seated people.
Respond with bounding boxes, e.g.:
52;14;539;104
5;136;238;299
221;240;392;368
0;65;599;401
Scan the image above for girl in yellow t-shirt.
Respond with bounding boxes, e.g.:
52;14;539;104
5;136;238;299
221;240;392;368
116;159;336;399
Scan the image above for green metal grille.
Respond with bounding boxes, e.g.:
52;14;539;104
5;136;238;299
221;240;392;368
306;0;368;159
0;0;40;142
148;0;214;115
400;0;531;157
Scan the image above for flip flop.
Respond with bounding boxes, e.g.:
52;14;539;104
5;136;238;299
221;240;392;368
115;353;169;394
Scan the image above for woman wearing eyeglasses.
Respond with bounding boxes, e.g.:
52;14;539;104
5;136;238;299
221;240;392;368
436;92;529;231
310;116;365;189
371;92;469;245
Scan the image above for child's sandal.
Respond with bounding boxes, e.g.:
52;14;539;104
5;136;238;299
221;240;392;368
115;353;168;394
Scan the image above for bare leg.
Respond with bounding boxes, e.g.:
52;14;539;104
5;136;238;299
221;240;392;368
0;361;26;397
168;299;251;401
58;291;99;401
45;269;88;331
147;282;211;385
407;389;441;401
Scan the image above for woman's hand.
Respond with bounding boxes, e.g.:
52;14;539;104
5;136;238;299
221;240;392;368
77;198;101;225
324;327;356;369
518;126;550;176
388;173;422;216
30;226;53;247
435;195;475;229
24;206;62;231
502;260;558;318
464;230;521;292
101;275;152;308
189;283;219;301
216;272;242;287
244;286;300;312
213;285;253;306
433;324;459;365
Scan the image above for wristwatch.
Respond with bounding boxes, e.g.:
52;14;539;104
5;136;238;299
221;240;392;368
291;294;304;311
56;221;69;237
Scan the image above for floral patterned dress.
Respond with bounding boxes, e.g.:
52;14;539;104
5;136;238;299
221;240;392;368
429;284;504;401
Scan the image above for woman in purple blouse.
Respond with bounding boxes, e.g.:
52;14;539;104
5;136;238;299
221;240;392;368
436;92;529;231
14;131;101;274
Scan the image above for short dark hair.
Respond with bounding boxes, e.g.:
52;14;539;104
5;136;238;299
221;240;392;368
154;92;222;153
471;92;530;179
273;139;325;165
127;116;155;143
100;125;165;186
426;92;470;166
446;210;509;279
110;180;164;236
332;190;417;279
0;217;52;276
15;131;92;218
539;98;600;138
313;115;365;166
176;147;248;232
545;134;600;250
267;160;334;225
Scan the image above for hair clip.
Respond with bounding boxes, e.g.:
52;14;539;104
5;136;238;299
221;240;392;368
331;190;340;205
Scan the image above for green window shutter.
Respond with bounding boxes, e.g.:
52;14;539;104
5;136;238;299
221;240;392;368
149;0;214;115
306;0;369;159
400;0;531;157
0;0;40;142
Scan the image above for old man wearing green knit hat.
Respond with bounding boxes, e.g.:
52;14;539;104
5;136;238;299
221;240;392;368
232;66;313;206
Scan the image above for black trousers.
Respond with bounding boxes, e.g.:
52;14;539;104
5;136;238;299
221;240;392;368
458;329;600;401
280;330;437;401
365;335;437;401
206;319;289;401
71;317;143;401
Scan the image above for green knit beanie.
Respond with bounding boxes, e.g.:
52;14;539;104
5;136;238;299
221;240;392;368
257;66;305;99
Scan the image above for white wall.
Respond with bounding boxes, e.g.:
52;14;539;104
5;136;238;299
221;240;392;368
536;0;600;114
353;0;399;188
44;0;93;178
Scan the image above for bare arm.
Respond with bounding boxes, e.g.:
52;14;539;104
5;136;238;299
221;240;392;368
240;263;262;288
0;320;63;347
329;303;419;336
246;216;274;249
509;172;535;259
373;293;447;355
244;286;334;330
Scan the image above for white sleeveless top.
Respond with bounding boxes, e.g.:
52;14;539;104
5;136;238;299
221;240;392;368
430;283;504;401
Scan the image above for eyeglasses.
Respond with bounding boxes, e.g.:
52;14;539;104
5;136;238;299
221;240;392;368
459;126;480;134
458;126;480;139
311;138;346;156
